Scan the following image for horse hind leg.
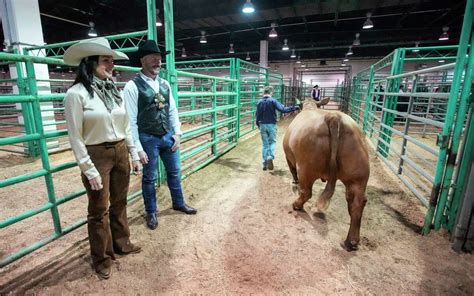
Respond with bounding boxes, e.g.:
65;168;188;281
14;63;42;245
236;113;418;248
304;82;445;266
286;158;300;194
342;183;367;251
286;157;299;184
292;176;314;211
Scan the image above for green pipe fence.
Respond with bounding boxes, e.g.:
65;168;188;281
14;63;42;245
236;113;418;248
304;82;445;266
0;9;299;267
346;1;473;236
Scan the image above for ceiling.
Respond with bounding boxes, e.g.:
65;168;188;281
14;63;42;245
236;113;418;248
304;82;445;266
1;0;466;62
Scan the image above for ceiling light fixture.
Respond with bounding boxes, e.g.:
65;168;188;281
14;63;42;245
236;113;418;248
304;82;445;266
439;26;449;41
353;33;360;46
438;59;445;63
229;43;235;54
343;55;349;62
290;49;296;58
282;39;289;51
347;46;353;56
88;21;98;37
341;61;346;66
246;51;251;60
200;31;207;44
269;22;278;38
156;9;163;27
242;0;255;14
412;42;420;52
296;56;301;64
363;12;374;29
181;47;187;58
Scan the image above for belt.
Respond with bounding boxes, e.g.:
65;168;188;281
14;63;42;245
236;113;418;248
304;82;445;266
87;139;124;148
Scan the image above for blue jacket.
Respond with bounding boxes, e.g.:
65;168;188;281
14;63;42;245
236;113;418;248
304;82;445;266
256;96;296;127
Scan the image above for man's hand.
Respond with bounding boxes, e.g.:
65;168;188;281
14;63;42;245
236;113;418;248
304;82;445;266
138;151;149;165
89;175;103;191
171;135;181;152
132;160;141;175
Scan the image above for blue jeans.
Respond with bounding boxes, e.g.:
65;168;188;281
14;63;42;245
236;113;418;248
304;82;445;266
259;124;277;166
139;132;185;214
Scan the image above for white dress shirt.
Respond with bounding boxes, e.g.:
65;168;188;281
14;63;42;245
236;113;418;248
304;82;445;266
123;72;182;152
64;83;139;180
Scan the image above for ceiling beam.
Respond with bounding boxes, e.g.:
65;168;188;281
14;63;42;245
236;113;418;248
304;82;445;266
175;8;451;42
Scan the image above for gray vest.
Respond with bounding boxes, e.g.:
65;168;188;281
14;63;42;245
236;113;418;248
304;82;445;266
133;75;170;136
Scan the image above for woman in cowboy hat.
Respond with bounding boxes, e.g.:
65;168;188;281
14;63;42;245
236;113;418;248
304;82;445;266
63;37;141;279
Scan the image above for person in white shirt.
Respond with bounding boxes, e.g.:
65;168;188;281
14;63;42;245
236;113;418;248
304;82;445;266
63;38;141;280
123;40;197;231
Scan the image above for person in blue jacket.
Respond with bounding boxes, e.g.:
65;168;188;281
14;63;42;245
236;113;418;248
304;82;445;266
256;86;298;171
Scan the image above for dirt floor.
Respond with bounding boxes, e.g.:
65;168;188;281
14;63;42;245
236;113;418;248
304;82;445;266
1;118;473;295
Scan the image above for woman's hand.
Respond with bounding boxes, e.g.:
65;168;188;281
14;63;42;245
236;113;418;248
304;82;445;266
138;151;149;164
132;160;142;175
89;175;103;191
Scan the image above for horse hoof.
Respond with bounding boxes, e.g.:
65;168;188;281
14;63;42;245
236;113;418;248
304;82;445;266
292;202;303;211
341;240;359;252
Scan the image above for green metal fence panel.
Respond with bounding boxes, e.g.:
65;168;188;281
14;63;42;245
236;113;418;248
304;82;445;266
343;1;473;237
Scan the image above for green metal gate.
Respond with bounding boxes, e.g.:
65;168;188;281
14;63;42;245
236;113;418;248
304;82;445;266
346;0;473;236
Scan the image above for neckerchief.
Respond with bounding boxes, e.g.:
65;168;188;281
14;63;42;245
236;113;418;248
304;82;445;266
91;76;122;113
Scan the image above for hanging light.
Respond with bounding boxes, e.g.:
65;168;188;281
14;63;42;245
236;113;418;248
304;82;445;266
353;33;360;46
181;47;187;58
363;12;374;29
242;0;255;14
290;49;296;58
56;65;61;69
229;43;235;54
439;26;449;41
245;52;251;60
269;23;278;38
156;9;163;27
438;59;445;63
296;56;301;64
200;31;207;44
343;55;349;62
341;61;346;66
412;42;420;52
88;21;98;37
347;46;353;55
300;63;306;68
282;39;289;51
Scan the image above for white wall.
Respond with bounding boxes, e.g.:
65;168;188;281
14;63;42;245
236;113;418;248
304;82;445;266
268;58;445;86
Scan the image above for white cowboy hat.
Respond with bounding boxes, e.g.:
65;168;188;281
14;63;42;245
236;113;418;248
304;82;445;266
63;37;129;66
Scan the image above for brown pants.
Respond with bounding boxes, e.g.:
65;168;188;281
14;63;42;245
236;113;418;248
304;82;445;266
82;140;131;271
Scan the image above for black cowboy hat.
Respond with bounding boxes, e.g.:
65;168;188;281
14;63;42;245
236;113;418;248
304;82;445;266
130;40;171;67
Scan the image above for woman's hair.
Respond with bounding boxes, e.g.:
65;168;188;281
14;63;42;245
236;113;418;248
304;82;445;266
73;55;99;97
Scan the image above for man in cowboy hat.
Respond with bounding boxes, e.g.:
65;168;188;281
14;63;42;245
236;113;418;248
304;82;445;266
123;40;197;230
